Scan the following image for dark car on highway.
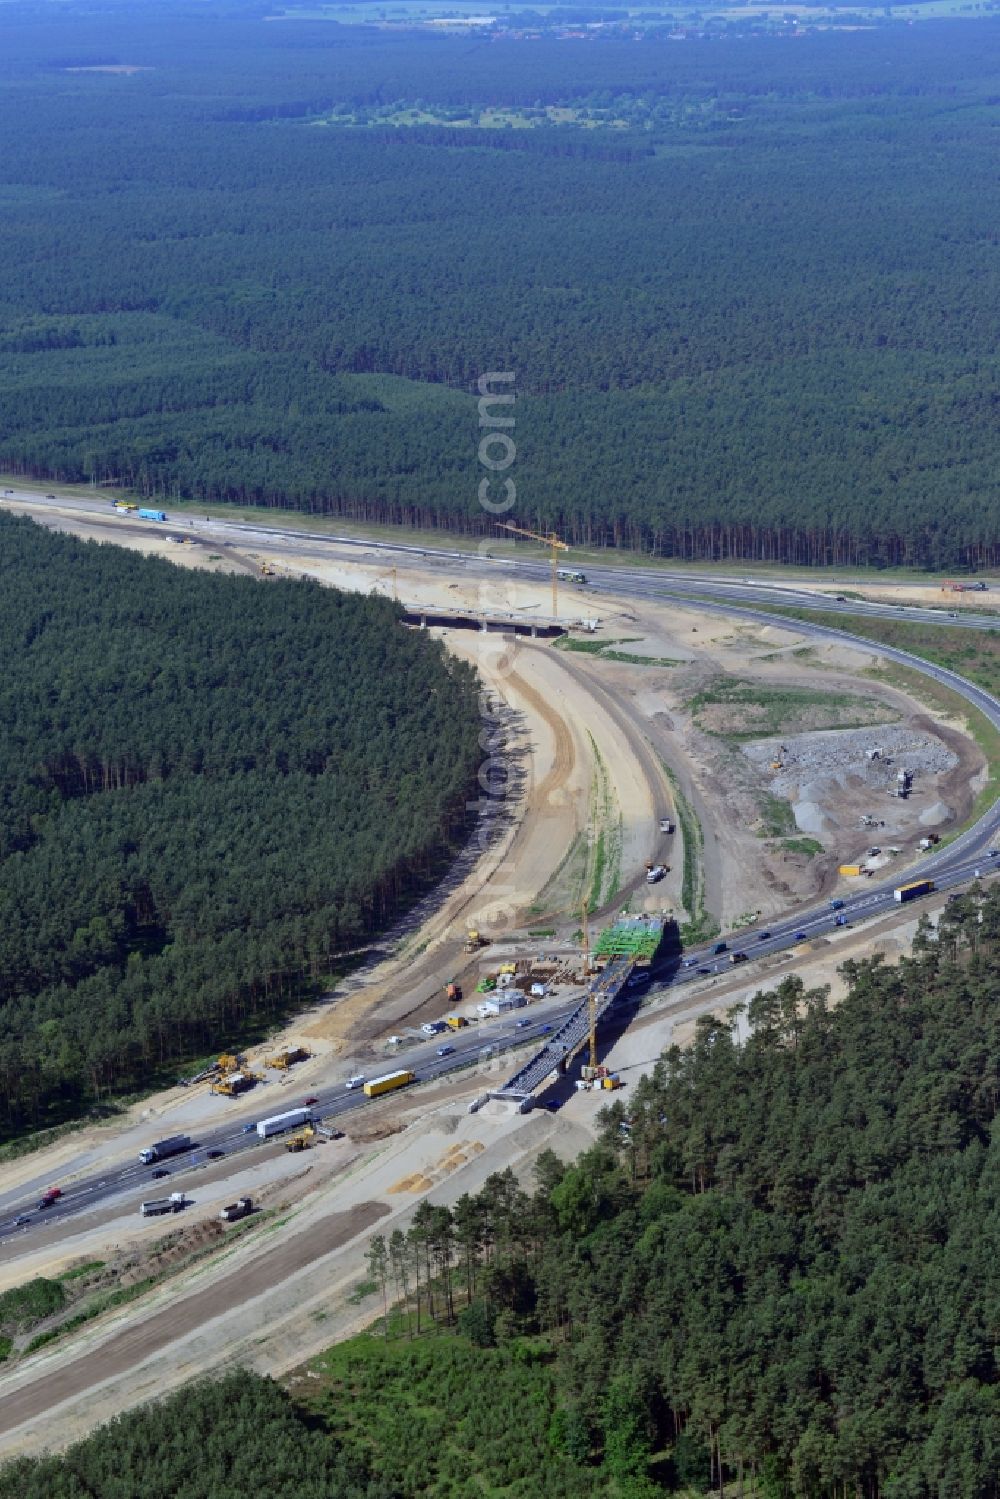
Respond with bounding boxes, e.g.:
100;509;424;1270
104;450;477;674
303;1096;319;1106
151;1168;170;1180
206;1149;225;1159
758;931;771;941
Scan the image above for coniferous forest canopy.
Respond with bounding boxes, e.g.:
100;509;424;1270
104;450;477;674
0;5;999;568
0;514;479;1139
5;894;999;1496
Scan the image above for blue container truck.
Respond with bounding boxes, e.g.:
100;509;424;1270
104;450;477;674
138;508;167;522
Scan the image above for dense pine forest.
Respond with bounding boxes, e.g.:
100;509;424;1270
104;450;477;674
5;893;998;1496
0;6;999;567
0;515;479;1139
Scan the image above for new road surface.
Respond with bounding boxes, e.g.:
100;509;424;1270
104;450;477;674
3;490;1000;1240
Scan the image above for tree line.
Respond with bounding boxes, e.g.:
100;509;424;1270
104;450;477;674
352;889;1000;1495
0;13;999;567
6;890;997;1495
0;514;480;1139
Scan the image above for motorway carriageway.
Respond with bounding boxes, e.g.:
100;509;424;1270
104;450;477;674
5;488;1000;635
4;846;996;1242
2;492;1000;1238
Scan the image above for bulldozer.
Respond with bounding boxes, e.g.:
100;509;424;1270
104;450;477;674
284;1124;316;1153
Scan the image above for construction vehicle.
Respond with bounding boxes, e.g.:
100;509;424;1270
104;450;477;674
264;1046;310;1071
446;1015;469;1031
211;1052;257;1095
259;560;275;576
220;1197;253;1223
257;1107;312;1140
114;501;138;512
140;1192;187;1218
838;864;863;877
213;1070;256;1097
918;834;941;851
894;879;935;903
465;929;486;953
659;817;674;834
363;1070;415;1099
445;982;462;1003
498;962;517;976
138;1134;191;1166
284;1124;316;1152
645;864;667;884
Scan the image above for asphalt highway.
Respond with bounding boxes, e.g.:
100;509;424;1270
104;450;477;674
2;490;999;1242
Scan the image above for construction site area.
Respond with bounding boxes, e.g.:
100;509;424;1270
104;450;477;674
0;488;991;1457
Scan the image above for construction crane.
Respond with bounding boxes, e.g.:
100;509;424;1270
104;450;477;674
500;522;568;619
372;566;398;604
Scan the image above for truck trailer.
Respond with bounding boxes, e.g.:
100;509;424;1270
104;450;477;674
140;1192;187;1218
256;1107;312;1140
894;879;935;903
138;1134;191;1165
364;1070;415;1099
137;507;167;522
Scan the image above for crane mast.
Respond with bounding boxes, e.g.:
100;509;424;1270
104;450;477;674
499;522;569;619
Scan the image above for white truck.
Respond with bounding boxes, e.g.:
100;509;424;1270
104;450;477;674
219;1196;253;1223
140;1192;187;1217
256;1107;312;1140
138;1134;191;1166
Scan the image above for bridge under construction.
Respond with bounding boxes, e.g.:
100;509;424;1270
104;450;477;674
492;914;670;1106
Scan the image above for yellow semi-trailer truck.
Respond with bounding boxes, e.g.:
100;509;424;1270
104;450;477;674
364;1069;415;1099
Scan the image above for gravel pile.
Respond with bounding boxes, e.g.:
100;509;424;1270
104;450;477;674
743;724;958;800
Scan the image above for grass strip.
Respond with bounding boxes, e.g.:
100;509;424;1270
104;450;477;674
658;760;718;944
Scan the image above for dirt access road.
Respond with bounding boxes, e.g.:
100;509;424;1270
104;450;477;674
0;1202;387;1443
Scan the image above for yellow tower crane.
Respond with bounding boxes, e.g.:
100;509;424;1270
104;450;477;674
500;522;569;620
